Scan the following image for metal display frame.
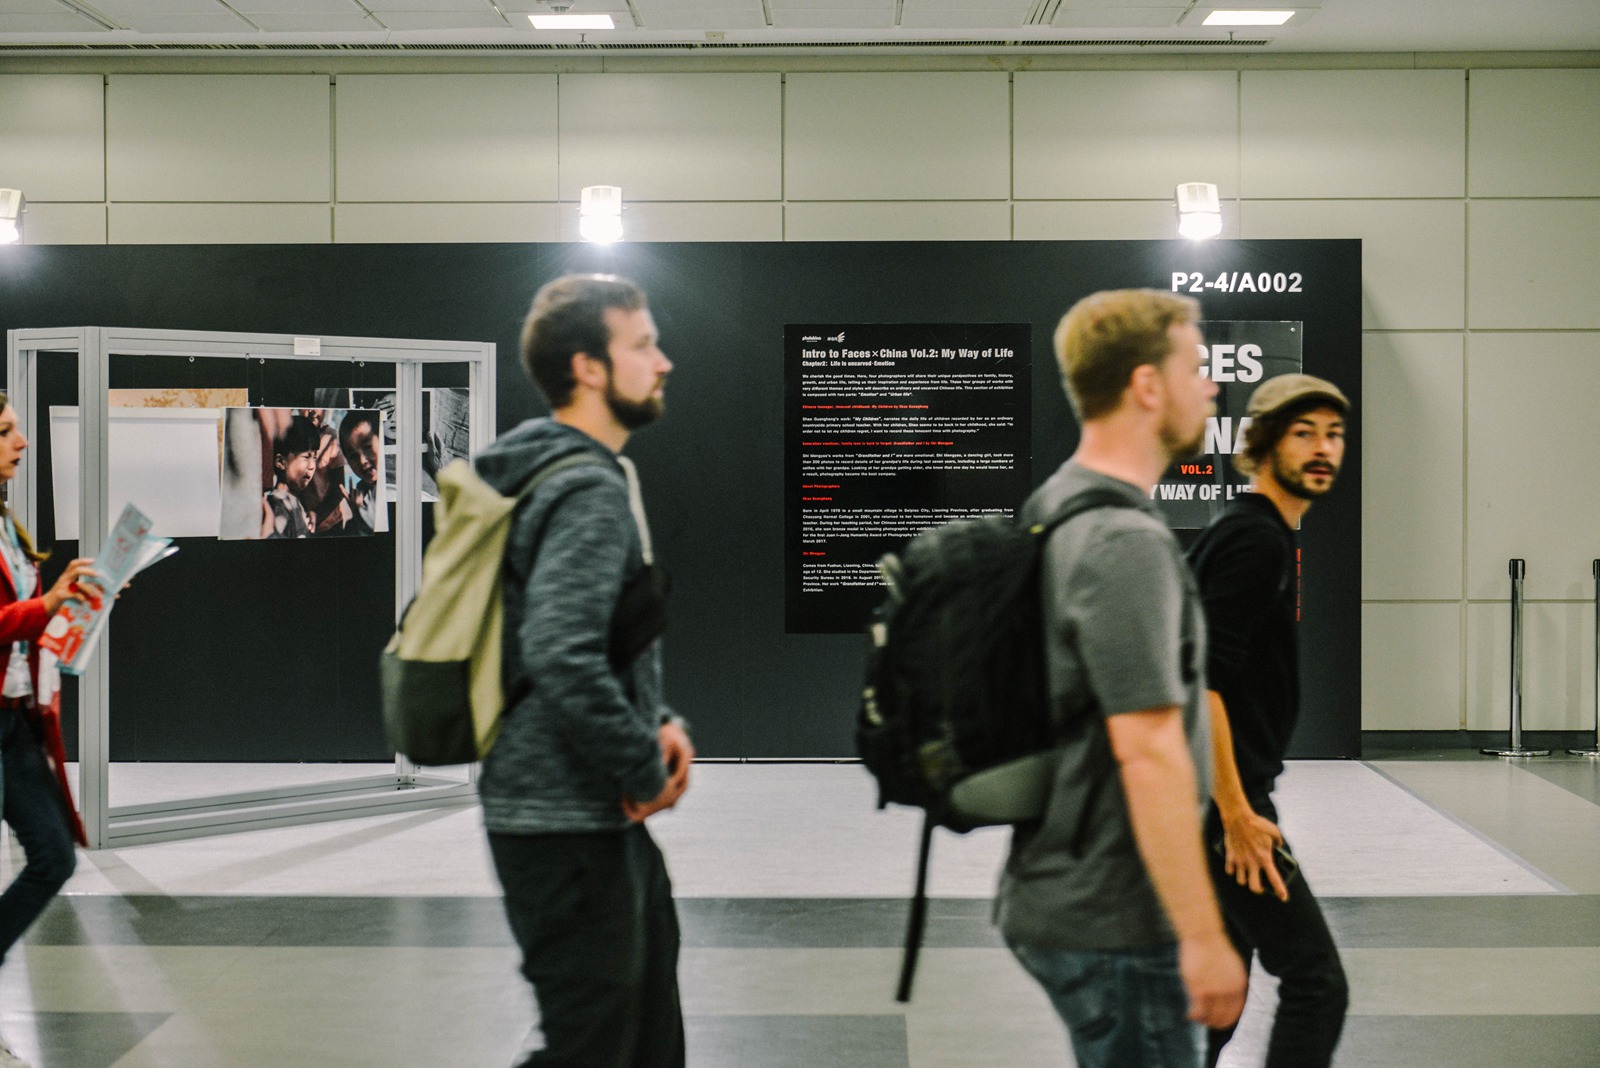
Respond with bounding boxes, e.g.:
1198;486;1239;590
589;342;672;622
6;326;495;848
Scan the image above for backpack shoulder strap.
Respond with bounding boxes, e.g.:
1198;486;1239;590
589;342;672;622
1029;486;1141;537
512;450;610;502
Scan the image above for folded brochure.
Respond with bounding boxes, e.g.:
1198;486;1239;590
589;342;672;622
39;502;178;674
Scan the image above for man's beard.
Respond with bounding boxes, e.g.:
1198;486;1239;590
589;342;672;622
605;379;664;431
1159;413;1207;462
1273;454;1339;499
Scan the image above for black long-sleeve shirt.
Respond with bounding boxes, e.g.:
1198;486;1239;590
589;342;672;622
1186;491;1298;795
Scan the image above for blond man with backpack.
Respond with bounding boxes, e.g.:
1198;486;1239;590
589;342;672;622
995;289;1245;1068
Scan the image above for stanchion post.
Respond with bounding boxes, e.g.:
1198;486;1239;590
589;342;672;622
1570;559;1600;758
1483;559;1550;758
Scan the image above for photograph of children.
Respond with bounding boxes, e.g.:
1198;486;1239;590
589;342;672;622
218;407;387;541
345;387;469;503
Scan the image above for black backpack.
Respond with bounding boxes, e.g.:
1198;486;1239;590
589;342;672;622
855;487;1133;1001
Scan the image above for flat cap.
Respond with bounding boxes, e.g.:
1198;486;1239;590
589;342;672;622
1245;373;1349;419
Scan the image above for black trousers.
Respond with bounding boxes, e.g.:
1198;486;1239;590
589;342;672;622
489;824;685;1068
0;705;76;964
1204;797;1348;1068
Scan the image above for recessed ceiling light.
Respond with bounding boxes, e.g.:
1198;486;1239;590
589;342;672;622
528;14;615;30
1203;10;1295;26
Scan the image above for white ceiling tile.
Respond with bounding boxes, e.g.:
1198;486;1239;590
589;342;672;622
75;0;224;15
233;0;371;15
775;0;895;8
371;10;507;27
494;0;631;14
0;0;85;13
115;11;256;30
899;9;1029;30
0;11;105;29
1055;0;1212;6
1053;7;1186;28
246;12;379;28
901;0;1029;12
361;0;498;12
633;0;757;10
633;6;767;30
772;11;896;29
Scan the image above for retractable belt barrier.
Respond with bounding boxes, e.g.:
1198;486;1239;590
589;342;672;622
1482;558;1550;759
1570;560;1600;759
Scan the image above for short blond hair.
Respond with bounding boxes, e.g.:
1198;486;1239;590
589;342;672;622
1054;289;1200;420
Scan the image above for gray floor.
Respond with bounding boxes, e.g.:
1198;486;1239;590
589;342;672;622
0;755;1594;1066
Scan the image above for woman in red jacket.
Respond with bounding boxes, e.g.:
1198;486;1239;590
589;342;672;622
0;394;100;1068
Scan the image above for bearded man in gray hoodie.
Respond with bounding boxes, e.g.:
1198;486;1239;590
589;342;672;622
477;273;694;1068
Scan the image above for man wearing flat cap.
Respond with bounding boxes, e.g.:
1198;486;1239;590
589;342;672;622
1185;374;1351;1068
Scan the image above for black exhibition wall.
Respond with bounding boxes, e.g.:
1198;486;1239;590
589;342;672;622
0;239;1361;762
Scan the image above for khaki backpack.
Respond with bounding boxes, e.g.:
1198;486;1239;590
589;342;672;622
379;452;601;765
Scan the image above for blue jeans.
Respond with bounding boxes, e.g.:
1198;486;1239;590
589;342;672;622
0;705;76;963
1011;941;1201;1068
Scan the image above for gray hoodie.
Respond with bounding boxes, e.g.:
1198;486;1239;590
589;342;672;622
474;417;670;834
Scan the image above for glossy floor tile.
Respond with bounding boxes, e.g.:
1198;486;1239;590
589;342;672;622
52;761;1566;899
0;755;1591;1066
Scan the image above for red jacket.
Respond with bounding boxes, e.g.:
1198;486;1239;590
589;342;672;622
0;552;87;846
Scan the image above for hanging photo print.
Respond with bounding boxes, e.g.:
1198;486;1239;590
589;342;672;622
335;387;470;502
218;407;388;540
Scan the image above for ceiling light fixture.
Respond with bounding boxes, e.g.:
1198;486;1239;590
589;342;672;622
1175;182;1222;240
1202;10;1295;26
529;14;615;30
0;189;24;244
579;185;623;244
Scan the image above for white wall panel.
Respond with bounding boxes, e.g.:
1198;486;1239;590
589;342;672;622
1014;200;1236;241
109;203;331;244
1465;332;1600;601
554;202;782;243
558;74;780;202
108;75;330;202
1242;70;1465;198
334;203;559;244
1361;332;1464;601
1239;200;1464;330
1014;71;1237;200
1468;200;1600;330
1362;603;1462;730
0;75;105;202
784;201;1010;242
21;203;106;245
1469;69;1600;198
336;75;557;203
1465;601;1594;731
785;73;1009;201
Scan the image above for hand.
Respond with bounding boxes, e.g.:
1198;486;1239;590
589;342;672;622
1179;932;1247;1029
422;430;444;480
621;721;695;822
1221;806;1289;902
43;558;105;615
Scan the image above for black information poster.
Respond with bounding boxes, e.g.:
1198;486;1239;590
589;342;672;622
784;322;1031;634
1155;319;1303;529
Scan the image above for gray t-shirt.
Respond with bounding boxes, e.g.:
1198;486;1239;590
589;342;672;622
994;460;1210;951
